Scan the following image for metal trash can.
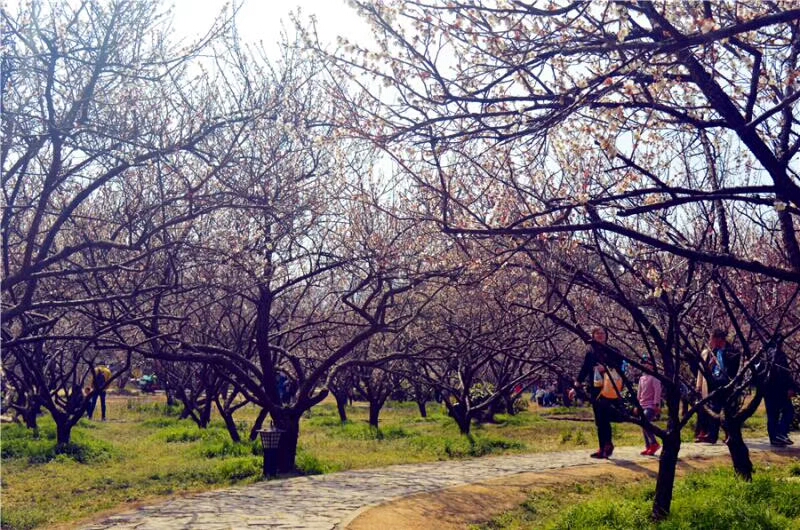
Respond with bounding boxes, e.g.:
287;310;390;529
257;424;284;477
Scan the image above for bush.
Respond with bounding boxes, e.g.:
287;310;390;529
1;422;115;464
200;438;260;459
158;425;212;443
0;507;47;530
295;449;341;475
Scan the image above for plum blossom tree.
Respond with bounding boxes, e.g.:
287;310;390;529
1;0;251;446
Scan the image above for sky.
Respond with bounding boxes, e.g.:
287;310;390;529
171;0;372;56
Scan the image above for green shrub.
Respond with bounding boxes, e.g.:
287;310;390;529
212;458;262;482
1;422;115;464
0;507;48;530
200;438;260;458
158;425;211;443
295;449;341;475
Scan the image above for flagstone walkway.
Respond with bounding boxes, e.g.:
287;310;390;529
85;438;786;529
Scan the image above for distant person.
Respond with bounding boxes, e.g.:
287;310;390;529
575;327;622;458
762;336;796;446
637;357;662;455
87;365;111;421
694;329;739;444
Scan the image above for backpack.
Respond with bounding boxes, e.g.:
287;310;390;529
710;349;729;384
600;368;623;399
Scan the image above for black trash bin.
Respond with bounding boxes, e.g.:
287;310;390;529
258;425;284;477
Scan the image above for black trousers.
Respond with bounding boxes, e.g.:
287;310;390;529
592;398;615;449
764;391;794;440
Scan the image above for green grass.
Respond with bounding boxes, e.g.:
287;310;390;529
0;393;772;529
477;463;800;530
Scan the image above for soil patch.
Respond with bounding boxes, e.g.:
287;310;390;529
346;449;800;530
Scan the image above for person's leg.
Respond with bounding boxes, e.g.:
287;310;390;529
590;400;611;457
99;391;107;420
777;393;794;440
695;406;708;440
764;392;780;440
592;400;604;449
87;394;97;419
643;408;657;447
706;401;721;443
596;400;613;450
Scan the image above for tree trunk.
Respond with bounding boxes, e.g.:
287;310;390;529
216;400;240;443
368;398;385;428
652;387;682;521
503;393;517;415
250;408;268;441
199;398;212;428
55;417;72;448
724;419;753;481
334;392;348;423
652;431;680;520
272;411;300;473
22;404;39;430
416;399;427;418
446;402;471;434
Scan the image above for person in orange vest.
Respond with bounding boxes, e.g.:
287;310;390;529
87;365;112;420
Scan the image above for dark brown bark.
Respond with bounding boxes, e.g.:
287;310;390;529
652;431;680;520
368;398;386;428
724;418;753;481
272;411;301;474
249;408;268;441
216;400;241;443
335;393;349;423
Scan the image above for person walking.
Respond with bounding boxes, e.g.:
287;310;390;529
694;329;739;444
763;336;796;446
637;357;662;455
575;327;623;459
87;365;112;421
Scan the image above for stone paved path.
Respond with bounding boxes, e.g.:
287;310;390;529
85;438;781;529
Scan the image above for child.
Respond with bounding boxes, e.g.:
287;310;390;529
638;357;662;455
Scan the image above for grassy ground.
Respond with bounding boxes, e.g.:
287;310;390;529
476;460;800;529
0;393;770;529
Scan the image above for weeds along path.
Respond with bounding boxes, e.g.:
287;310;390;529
82;438;786;529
